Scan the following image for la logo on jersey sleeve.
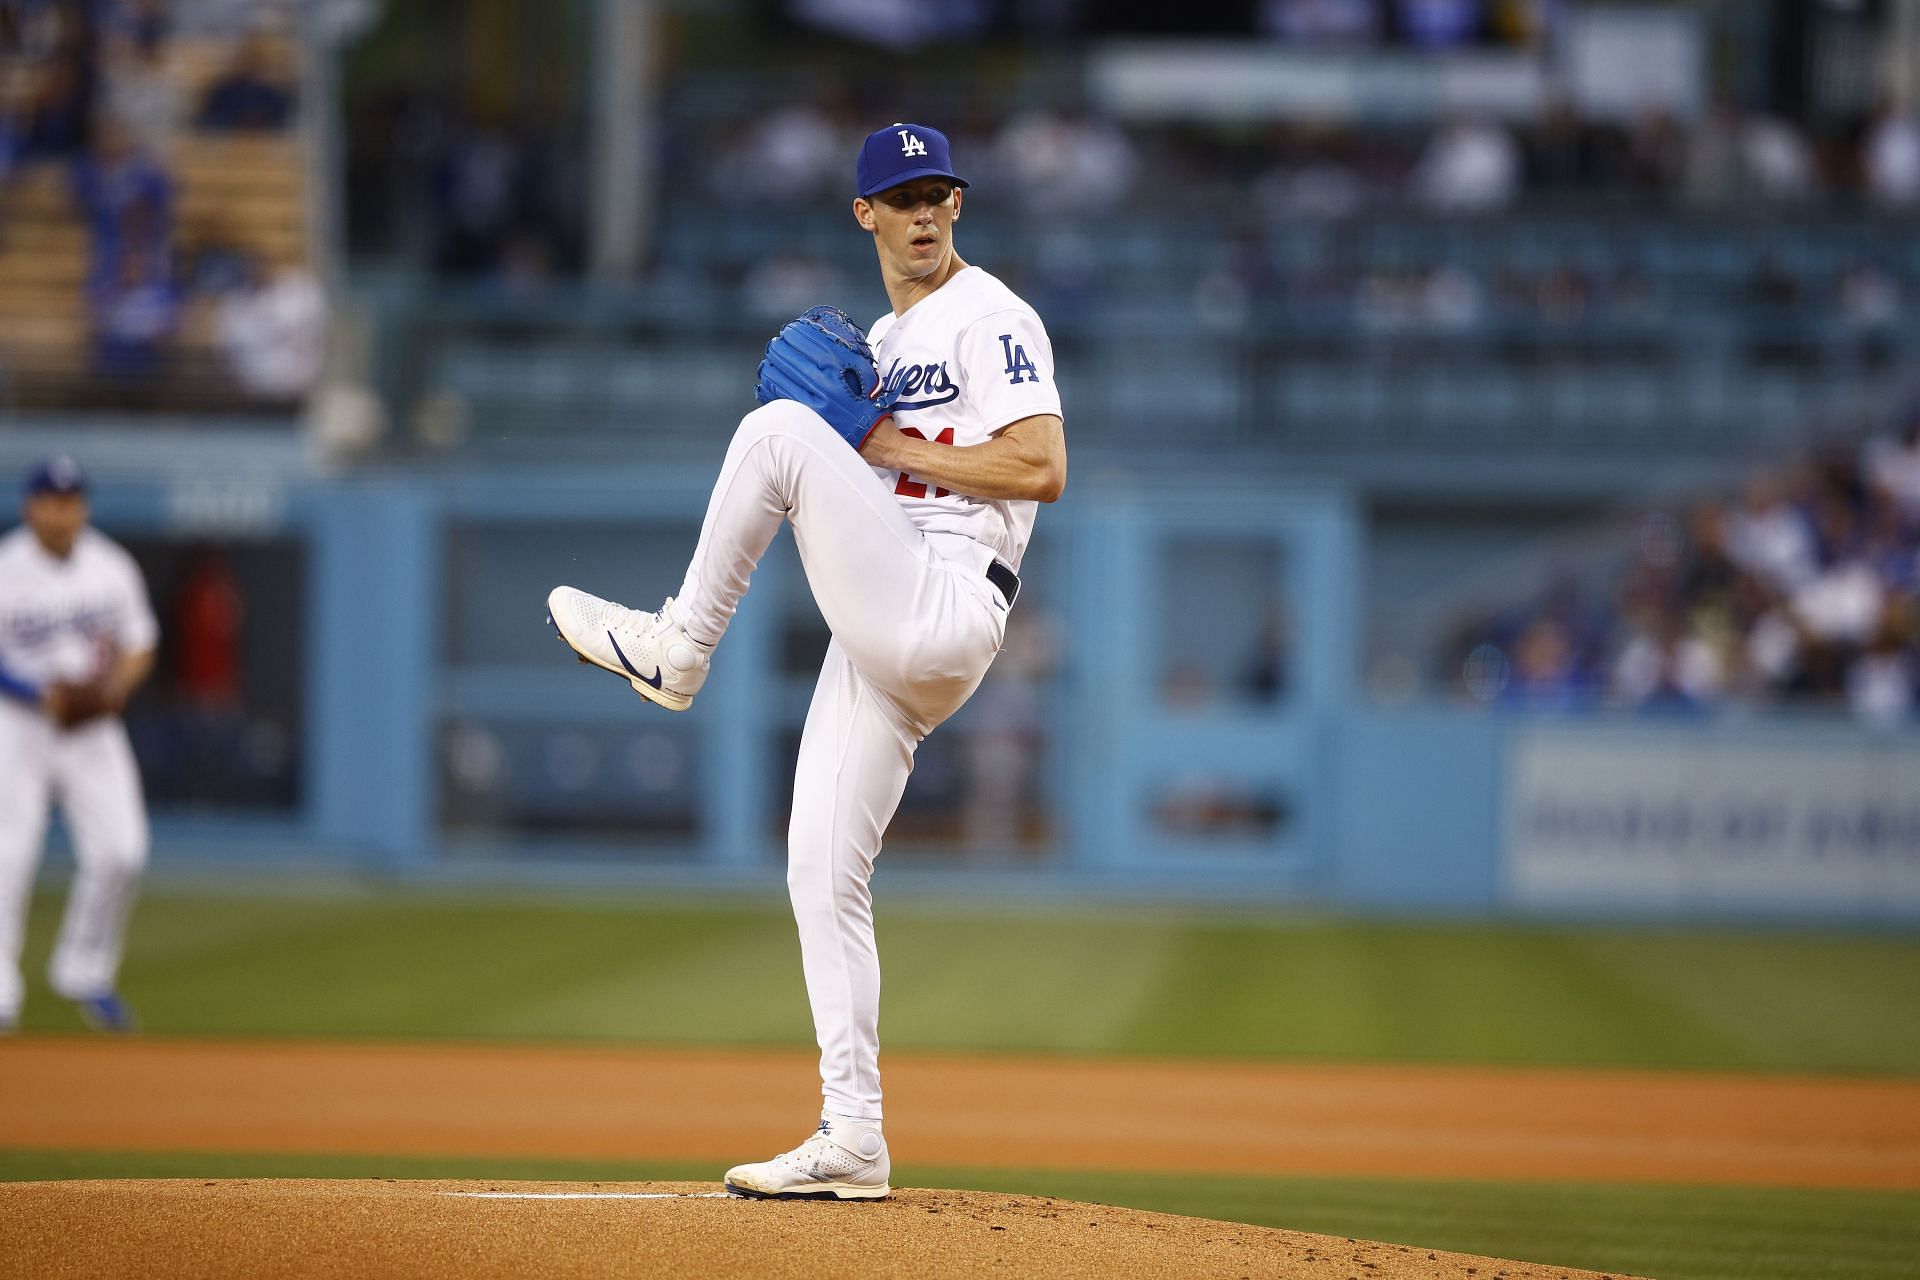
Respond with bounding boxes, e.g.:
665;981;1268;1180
999;334;1040;385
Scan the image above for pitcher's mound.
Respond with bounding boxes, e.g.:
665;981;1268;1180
0;1179;1639;1278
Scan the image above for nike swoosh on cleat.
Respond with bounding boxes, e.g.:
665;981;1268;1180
608;632;663;688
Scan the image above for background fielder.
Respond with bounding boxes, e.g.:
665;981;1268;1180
0;456;157;1034
547;122;1065;1199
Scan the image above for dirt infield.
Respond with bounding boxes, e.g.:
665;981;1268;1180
3;1037;1917;1189
0;1178;1648;1279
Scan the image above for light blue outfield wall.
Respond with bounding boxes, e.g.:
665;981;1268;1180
1333;710;1505;912
78;470;1920;922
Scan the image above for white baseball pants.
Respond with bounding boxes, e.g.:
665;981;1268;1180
0;700;149;1017
675;400;1009;1119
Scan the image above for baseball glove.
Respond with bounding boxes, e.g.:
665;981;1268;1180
755;306;898;449
46;679;120;730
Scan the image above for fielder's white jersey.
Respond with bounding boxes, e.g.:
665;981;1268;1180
0;527;158;687
867;266;1061;571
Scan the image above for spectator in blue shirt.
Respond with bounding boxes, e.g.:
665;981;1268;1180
10;9;97;162
195;35;294;132
89;243;180;379
70;113;173;289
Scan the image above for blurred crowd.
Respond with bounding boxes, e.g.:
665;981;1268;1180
343;80;1920;298
1453;408;1920;725
334;81;1920;397
343;85;586;287
723;101;1913;373
0;0;323;403
1;0;297;166
696;94;1920;219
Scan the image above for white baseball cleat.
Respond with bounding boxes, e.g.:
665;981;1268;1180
546;587;712;712
723;1117;891;1201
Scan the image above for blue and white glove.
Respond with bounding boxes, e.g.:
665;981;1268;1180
755;306;898;449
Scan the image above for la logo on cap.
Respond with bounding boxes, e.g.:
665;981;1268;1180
898;129;927;158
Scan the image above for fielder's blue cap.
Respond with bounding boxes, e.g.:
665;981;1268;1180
856;122;969;198
25;454;87;497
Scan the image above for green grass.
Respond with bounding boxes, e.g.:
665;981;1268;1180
14;884;1920;1074
3;1149;1914;1280
12;886;1917;1279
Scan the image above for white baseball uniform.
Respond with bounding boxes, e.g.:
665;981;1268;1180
0;526;157;1019
671;265;1060;1119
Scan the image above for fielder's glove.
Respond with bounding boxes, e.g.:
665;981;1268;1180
46;680;120;730
755;306;898;449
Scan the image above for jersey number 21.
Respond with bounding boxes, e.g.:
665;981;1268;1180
895;426;954;499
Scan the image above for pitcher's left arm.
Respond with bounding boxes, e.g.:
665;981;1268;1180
861;414;1065;503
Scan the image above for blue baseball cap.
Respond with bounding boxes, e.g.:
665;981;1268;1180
856;122;969;198
25;454;87;497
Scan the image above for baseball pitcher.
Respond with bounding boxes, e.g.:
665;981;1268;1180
548;122;1065;1199
0;456;157;1034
